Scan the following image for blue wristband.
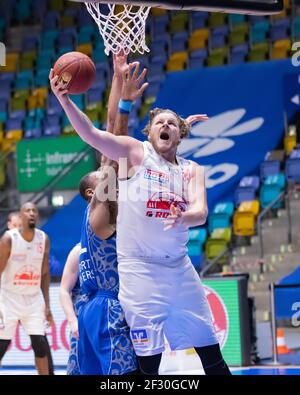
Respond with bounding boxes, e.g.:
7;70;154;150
118;99;133;114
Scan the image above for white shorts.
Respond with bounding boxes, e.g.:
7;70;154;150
0;290;46;340
118;256;218;356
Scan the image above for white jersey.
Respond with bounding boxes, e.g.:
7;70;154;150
117;141;193;262
1;228;46;295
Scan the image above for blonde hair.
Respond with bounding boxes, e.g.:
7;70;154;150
142;108;190;139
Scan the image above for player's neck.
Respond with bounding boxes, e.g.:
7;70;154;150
19;227;35;242
160;150;178;165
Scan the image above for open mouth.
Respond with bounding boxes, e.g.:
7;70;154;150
160;131;170;141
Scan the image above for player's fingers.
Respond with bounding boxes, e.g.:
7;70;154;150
131;62;140;80
136;68;147;84
138;82;149;96
48;68;54;80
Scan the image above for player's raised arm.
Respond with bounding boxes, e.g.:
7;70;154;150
49;68;143;166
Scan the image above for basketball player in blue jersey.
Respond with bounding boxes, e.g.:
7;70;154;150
51;58;231;374
58;52;147;374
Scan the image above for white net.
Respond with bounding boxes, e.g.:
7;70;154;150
84;2;151;55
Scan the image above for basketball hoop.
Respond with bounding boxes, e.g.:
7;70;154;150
84;3;151;55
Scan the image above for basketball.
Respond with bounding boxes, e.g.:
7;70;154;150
53;51;96;94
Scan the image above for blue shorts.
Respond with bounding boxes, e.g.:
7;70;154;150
78;290;137;375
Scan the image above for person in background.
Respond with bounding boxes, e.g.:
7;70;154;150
0;203;53;375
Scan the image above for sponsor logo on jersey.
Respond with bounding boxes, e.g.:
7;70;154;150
146;192;187;218
131;329;149;346
13;265;41;287
144;169;169;184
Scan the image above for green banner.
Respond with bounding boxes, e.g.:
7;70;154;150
203;279;242;365
16;136;95;192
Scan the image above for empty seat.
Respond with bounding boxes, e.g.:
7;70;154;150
166;51;188;72
210;26;228;49
238;200;260;216
260;159;280;179
234;186;256;207
271;39;291;59
233;211;256;236
207;46;229;67
189;48;207;68
190;12;208;31
188;29;209;51
248;42;269;62
239;175;260;191
229;43;249;64
169;12;189;34
213;201;234;217
250;21;270;44
259;184;283;209
284;129;297;155
263;173;286;190
208;212;230;234
270;18;290;41
229;23;249;46
208;13;227;28
285;150;300;182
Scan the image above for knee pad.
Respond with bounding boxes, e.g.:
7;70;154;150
137;354;162;375
30;335;48;358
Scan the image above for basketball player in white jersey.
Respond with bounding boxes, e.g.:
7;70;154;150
0;202;53;374
59;52;145;375
4;210;55;375
50;64;230;374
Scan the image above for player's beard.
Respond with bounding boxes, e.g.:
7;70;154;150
28;222;35;229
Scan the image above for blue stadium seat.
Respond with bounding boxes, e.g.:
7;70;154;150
260;159;280;180
259;184;283;209
187;227;207;270
210;25;229;49
10;110;26;121
171;31;188;53
152;14;169;37
190;11;208;31
213;201;234;217
270;18;290;41
239;175;260;191
5;118;23;131
208;213;230;234
263;173;286;189
43;125;61;137
43;10;60;30
189;48;208;68
250;21;270;44
285;149;300;182
229;43;249;64
44;114;61;128
234;186;256;207
24;128;42;139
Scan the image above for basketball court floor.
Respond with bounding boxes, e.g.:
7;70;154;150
1;365;300;375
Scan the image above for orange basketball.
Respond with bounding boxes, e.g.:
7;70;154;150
53;51;96;94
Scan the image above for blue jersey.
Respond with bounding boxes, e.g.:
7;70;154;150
78;206;137;375
79;207;119;295
67;246;89;376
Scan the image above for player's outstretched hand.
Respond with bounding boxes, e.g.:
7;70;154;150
49;68;69;104
185;114;209;127
113;50;128;79
121;61;148;102
163;203;184;231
